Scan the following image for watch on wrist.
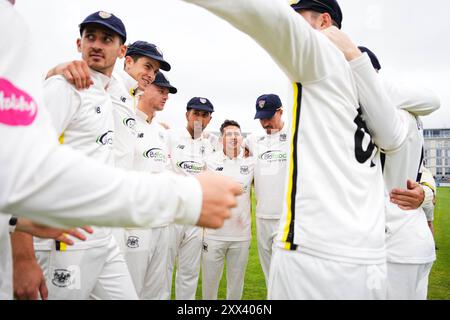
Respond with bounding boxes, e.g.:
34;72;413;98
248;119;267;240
8;216;18;234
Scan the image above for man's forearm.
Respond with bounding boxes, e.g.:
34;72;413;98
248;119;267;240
11;231;36;262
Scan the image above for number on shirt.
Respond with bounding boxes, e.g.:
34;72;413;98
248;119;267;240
354;107;376;167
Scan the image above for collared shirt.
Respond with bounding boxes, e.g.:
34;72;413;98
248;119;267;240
110;68;139;170
205;151;254;241
185;0;389;264
133;110;169;174
246;125;288;219
167;127;218;176
34;69;116;251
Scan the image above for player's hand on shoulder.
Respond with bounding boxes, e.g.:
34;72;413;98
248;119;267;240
46;60;93;90
321;26;362;62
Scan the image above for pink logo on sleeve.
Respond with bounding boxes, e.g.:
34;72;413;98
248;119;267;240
0;78;38;126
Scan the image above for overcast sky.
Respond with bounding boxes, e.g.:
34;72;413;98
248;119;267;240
15;0;450;134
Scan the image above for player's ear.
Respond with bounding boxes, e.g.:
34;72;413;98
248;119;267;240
76;38;82;53
320;12;333;29
118;44;127;59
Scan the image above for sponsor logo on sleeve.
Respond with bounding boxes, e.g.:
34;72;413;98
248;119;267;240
0;78;38;126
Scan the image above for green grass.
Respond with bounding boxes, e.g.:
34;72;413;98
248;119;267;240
177;187;450;300
428;187;450;300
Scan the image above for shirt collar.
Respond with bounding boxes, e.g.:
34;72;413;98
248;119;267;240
89;68;111;90
136;109;149;122
114;68;139;96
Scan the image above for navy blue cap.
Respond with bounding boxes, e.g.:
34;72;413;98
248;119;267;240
153;72;177;94
358;46;381;71
254;94;282;120
79;11;127;43
126;41;171;72
186;97;214;113
291;0;343;29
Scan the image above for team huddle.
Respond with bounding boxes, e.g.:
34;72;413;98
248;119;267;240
0;0;441;300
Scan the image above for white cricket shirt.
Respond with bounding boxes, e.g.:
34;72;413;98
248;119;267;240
109;68;139;170
0;0;201;230
205;151;254;241
184;0;403;264
246;126;288;219
167;127;218;176
34;70;117;251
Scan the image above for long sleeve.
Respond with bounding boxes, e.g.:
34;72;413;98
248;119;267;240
381;75;441;116
3;137;202;229
43;76;81;135
420;166;436;221
183;0;346;83
350;54;408;151
1;1;202;230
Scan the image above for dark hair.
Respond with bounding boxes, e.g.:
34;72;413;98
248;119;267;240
220;120;241;135
123;54;142;68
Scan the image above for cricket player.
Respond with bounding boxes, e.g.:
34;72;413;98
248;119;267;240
245;94;288;286
167;97;219;300
322;28;439;299
36;40;174;298
1;0;241;300
30;11;140;300
182;0;411;299
122;71;178;300
420;167;437;237
203;120;254;300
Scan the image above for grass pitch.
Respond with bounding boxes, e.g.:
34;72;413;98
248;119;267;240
191;188;449;300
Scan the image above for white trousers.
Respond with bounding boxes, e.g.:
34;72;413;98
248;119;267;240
268;247;387;300
256;218;279;286
123;226;170;300
387;262;433;300
0;215;12;300
201;238;251;300
36;236;138;300
167;224;202;300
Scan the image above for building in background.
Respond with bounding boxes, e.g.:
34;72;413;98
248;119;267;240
424;128;450;185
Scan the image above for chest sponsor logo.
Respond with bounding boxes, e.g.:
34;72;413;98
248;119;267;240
240;165;250;175
177;161;204;173
258;136;266;142
259;150;287;162
123;117;136;130
52;269;71;288
0;78;38;126
280;134;287;142
120;96;127;103
137;133;144;138
177;144;185;150
215;167;224;172
96;130;114;146
126;236;140;249
143;148;166;162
